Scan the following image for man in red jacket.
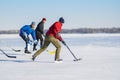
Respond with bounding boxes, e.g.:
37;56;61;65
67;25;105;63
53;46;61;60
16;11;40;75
32;17;66;62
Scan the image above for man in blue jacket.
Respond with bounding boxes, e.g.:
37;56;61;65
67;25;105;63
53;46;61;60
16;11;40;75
19;22;37;54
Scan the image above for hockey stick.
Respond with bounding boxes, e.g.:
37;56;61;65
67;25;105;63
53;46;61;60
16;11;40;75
0;40;21;52
65;44;81;61
0;49;16;58
12;48;21;52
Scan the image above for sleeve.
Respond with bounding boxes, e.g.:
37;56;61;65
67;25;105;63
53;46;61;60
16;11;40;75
31;30;37;40
20;25;28;35
54;23;63;41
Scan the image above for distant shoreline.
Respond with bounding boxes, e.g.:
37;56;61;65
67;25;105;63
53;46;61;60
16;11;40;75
0;27;120;34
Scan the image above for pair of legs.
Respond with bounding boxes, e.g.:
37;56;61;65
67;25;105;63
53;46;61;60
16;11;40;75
33;31;44;51
20;34;31;53
33;36;61;61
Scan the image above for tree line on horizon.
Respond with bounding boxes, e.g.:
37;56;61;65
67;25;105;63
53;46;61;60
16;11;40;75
62;27;120;33
0;27;120;34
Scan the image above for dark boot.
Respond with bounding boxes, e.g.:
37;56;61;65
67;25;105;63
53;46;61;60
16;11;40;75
32;56;36;61
24;49;31;54
55;59;63;63
55;59;63;61
33;44;37;51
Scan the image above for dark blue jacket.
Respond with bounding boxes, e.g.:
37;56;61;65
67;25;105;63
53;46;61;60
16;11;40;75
20;25;36;40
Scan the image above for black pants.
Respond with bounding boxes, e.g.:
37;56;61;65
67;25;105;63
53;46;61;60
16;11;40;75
33;31;44;49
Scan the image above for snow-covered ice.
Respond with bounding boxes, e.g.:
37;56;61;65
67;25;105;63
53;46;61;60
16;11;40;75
0;34;120;80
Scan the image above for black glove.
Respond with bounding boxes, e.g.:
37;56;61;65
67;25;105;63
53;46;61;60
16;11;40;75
61;40;66;46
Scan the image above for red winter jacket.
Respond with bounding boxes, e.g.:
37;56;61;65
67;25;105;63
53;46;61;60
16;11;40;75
46;21;63;41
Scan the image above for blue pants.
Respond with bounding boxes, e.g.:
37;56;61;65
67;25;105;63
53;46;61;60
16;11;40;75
20;34;30;51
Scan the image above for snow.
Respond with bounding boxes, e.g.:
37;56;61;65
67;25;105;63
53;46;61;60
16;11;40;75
0;34;120;80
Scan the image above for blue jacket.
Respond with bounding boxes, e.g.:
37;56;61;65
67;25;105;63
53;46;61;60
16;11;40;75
20;25;36;40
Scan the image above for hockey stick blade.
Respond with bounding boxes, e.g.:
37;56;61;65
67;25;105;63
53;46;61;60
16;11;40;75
0;49;16;58
73;58;82;61
7;55;17;58
12;49;21;52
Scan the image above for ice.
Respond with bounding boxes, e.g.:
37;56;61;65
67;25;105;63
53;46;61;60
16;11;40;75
0;34;120;80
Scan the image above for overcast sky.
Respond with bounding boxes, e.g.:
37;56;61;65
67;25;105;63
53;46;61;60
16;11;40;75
0;0;120;30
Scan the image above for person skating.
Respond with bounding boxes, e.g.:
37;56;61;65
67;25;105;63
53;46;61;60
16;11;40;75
32;17;66;62
33;18;46;51
19;22;37;54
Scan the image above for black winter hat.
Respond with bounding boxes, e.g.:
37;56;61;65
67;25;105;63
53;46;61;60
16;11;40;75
59;17;64;23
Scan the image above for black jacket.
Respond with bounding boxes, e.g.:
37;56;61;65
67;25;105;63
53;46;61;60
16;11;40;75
35;21;44;34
